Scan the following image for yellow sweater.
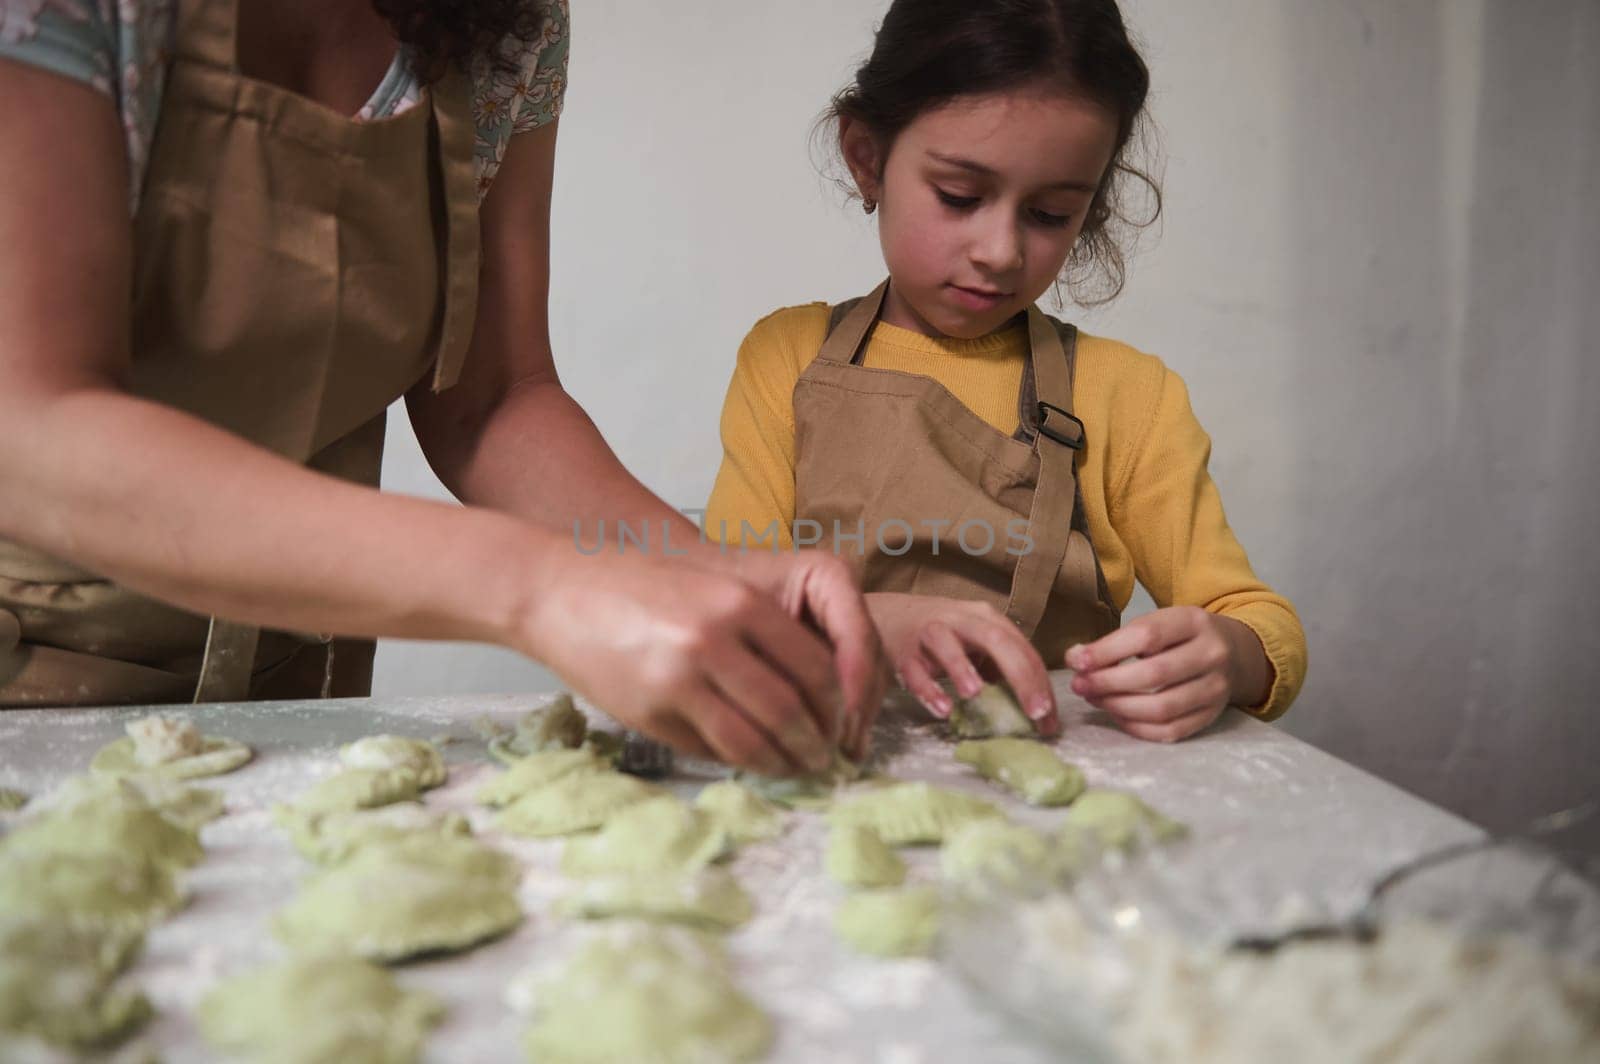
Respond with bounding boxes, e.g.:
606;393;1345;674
704;304;1307;721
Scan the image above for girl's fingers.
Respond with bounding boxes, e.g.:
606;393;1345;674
920;622;985;699
954;618;1056;732
1072;632;1222;700
1116;702;1223;744
1065;609;1197;673
1092;671;1229;724
896;652;954;719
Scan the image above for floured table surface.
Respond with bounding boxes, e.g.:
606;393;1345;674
0;673;1481;1063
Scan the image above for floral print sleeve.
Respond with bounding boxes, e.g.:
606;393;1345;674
468;0;569;195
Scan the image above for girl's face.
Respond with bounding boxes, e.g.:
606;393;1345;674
844;88;1118;339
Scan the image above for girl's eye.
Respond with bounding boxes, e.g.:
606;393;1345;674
1030;208;1072;229
934;188;979;210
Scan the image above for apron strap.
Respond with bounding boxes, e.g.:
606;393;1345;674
192;617;261;704
817;280;890;366
428;69;483;392
1003;307;1085;637
174;0;241;71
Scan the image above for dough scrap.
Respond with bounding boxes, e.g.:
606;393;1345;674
198;955;444;1064
954;738;1086;806
487;693;588;765
1062;789;1187;853
829;782;1003;846
49;774;225;831
0;850;183;935
940;820;1062;889
948;683;1034;739
0;787;27;812
825;825;906;888
0;914;152;1048
281;803;473;865
524;925;771;1063
835;886;941;958
278;766;423;819
495;771;663;838
275;836;522;962
339;736;447;790
556;867;754;931
693;780;784;845
561;797;730;879
738;753;865;810
91;716;252;779
3;800;203;870
475;748;607;808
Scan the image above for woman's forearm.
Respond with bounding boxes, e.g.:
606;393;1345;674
0;386;555;646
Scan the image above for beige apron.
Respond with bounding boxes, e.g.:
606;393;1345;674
0;0;480;708
793;281;1119;664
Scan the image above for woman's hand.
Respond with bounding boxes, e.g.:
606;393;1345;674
517;550;850;776
867;592;1058;737
1065;607;1269;742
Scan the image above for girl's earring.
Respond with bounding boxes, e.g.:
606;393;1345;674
862;197;878;215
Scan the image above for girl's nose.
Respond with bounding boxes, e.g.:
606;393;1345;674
969;212;1024;275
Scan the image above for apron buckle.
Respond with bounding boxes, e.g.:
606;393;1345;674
1037;401;1086;450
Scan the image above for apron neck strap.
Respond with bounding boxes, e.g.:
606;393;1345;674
1021;306;1085;449
175;0;241;70
427;67;482;392
818;280;890;366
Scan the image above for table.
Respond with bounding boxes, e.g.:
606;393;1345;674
0;672;1487;1062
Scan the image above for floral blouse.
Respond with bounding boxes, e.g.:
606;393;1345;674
0;0;570;213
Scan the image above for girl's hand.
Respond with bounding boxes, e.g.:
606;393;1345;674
1065;607;1268;742
867;592;1058;737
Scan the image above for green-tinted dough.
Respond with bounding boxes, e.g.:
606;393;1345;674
825;825;906;888
281;803;473;865
835;886;941;957
556;867;754;931
339;736;447;790
0;850;182;934
940;820;1063;889
275;836;522;961
561;797;730;878
488;693;588;765
198;955;445;1064
475;747;607;808
954;738;1086;806
1062;789;1187;852
0;916;152;1048
948;683;1034;739
495;771;663;838
2;800;203;870
694;780;784;845
0;786;27;811
50;773;225;831
91;714;252;778
829;782;1003;845
278;766;423;820
738;753;864;810
524;926;771;1063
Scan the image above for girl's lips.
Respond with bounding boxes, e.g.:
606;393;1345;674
947;284;1010;312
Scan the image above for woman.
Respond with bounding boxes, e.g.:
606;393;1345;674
0;0;886;775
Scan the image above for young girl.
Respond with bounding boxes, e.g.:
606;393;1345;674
705;0;1306;744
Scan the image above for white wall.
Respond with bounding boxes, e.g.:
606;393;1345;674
377;0;1599;832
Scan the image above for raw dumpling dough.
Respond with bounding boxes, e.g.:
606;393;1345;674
835;886;941;957
556;867;754;931
495;771;663;838
281;803;473;865
940;820;1061;889
523;925;772;1063
829;782;1003;845
825;825;906;888
198;955;444;1064
948;683;1034;739
50;773;224;831
488;693;588;765
278;766;423;819
0;915;151;1049
0;787;27;811
954;738;1085;806
694;780;784;845
475;748;607;808
738;753;864;810
1063;789;1187;852
561;798;730;878
339;736;447;790
275;836;522;962
91;715;253;778
0;850;183;934
2;800;203;870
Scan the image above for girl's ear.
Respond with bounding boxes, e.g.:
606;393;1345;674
839;117;883;205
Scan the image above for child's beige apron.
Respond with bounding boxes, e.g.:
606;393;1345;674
793;281;1119;665
0;0;480;707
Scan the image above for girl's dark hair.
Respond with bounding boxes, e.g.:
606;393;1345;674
827;0;1161;304
373;0;555;82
